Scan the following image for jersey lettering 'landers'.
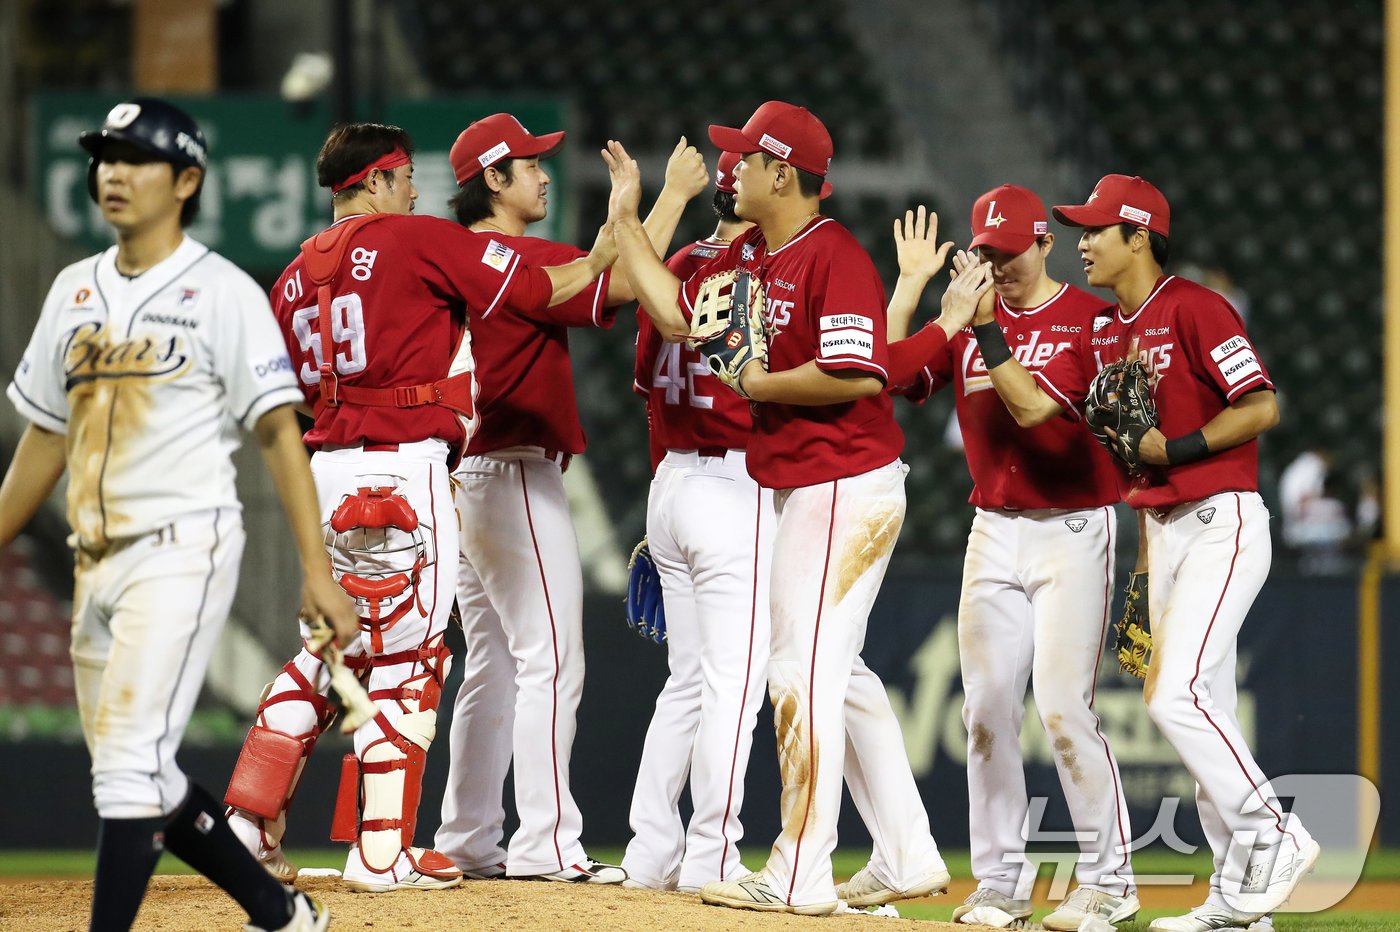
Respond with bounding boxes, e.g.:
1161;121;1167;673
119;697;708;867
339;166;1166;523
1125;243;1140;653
270;214;551;451
680;218;901;488
899;284;1120;510
467;234;613;456
635;238;752;469
1035;275;1272;510
8;237;302;549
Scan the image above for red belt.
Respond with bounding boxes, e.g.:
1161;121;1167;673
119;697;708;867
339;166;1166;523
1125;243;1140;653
541;448;573;471
697;446;731;458
365;442;399;452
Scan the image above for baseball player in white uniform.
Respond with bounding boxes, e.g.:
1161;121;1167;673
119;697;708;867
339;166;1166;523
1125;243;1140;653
887;186;1138;929
620;151;775;892
432;116;707;883
961;174;1318;931
0;98;352;932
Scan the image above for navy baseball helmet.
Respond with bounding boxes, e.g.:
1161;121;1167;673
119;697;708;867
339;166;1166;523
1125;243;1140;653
79;98;208;216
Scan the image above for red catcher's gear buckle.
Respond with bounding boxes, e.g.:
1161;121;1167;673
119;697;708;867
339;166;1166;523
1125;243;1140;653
319;362;341;406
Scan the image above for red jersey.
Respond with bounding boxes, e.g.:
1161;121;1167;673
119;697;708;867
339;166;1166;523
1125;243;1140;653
466;234;614;456
1036;275;1273;510
635;238;752;470
894;284;1121;510
679;217;902;489
270;214;551;450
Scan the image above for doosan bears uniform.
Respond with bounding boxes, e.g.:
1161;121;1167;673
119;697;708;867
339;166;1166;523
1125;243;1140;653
9;236;303;827
888;282;1137;908
435;232;621;879
621;237;774;891
681;215;945;911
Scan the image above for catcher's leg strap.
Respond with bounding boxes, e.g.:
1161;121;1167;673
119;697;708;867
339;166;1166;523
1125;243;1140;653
347;638;451;871
224;656;334;823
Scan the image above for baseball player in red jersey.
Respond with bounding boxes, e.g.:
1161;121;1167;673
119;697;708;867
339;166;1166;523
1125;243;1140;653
607;101;949;916
430;114;708;884
886;186;1139;929
958;175;1317;931
223;122;619;893
620;150;776;892
1;98;353;931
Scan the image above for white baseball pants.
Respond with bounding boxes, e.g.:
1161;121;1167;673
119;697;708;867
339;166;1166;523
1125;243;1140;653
762;460;943;910
71;508;242;819
958;506;1135;898
621;449;773;890
436;448;588;875
1144;492;1313;901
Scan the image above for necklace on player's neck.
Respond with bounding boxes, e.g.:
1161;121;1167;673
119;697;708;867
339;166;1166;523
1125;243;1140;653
771;210;819;250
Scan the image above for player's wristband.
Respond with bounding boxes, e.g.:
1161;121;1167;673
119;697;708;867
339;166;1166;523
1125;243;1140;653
1165;430;1210;465
972;321;1013;369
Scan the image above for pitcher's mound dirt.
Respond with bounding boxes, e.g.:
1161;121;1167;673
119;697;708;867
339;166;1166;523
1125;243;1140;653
0;875;968;930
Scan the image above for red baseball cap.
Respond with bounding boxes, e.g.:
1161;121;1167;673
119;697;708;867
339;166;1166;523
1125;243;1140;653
715;150;741;194
709;100;834;178
449;113;566;185
969;184;1049;254
1052;174;1171;236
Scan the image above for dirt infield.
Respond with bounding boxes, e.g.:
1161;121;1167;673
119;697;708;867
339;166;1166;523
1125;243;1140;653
2;875;1394;929
0;875;954;931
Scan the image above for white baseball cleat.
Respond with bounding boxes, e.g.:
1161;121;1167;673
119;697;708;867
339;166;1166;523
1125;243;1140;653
836;861;951;907
243;891;328;932
523;858;628;884
343;846;464;892
1042;887;1140;929
460;861;506;880
1148;903;1275;931
699;870;838;916
951;886;1033;927
1225;837;1321;920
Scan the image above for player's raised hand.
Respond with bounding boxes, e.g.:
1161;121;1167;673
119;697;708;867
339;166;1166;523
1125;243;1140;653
302;568;359;647
663;136;709;201
603;140;642;220
894;206;954;283
939;255;994;331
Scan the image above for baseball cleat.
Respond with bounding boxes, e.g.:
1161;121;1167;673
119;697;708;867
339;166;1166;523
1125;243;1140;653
259;847;299;885
1148;903;1275;931
699;870;837;916
836;861;950;907
951;886;1033;926
523;858;627;884
460;861;506;880
1225;837;1320;920
343;847;463;893
243;891;328;932
1043;887;1140;929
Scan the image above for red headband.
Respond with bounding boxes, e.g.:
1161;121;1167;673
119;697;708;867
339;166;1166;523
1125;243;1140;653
331;149;410;193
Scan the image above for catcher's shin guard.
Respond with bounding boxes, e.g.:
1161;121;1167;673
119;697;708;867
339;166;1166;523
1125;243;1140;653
334;636;452;871
226;647;371;855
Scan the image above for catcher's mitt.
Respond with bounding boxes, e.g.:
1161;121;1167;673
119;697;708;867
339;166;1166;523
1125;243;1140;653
687;268;766;398
1085;359;1159;473
1114;572;1152;679
625;538;666;644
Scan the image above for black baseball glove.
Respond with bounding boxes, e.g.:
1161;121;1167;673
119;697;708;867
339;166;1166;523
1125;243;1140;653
1085;359;1159;473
